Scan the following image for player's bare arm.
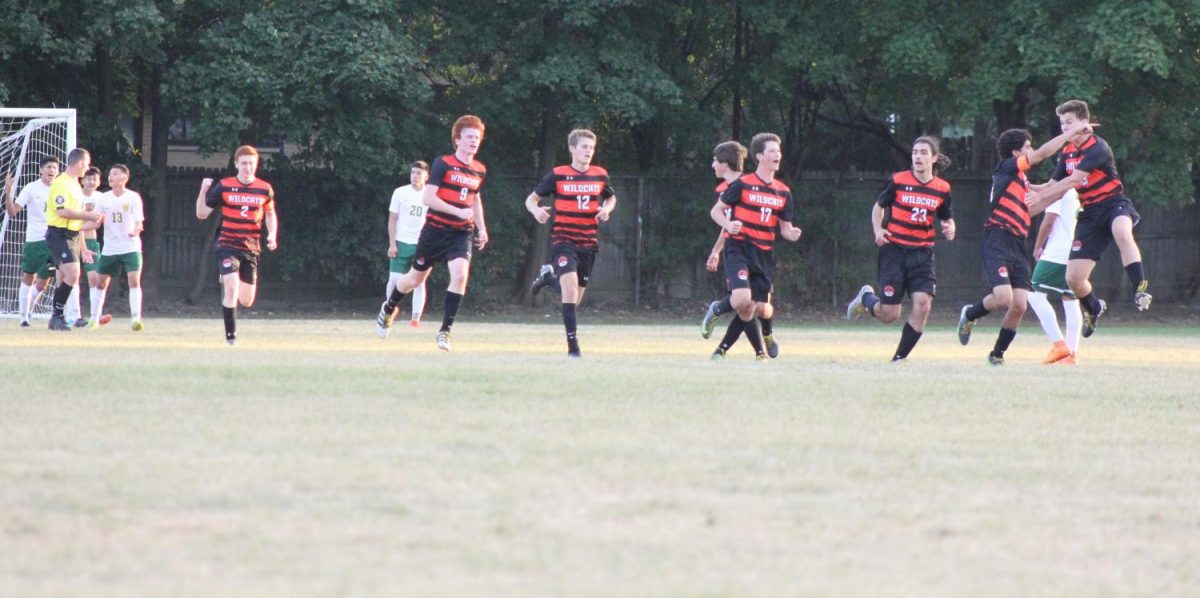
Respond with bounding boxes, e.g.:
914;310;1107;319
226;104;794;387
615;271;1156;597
55;205;103;223
780;220;802;242
422;183;471;220
707;232;725;272
1027;170;1087;216
1032;212;1057;259
196;178;215;219
472;194;488;249
710;201;741;235
871;203;890;246
940;218;956;241
597;195;617;223
387;211;400;258
3;172;16;217
525;192;550;224
1026;122;1094;165
265;211;278;251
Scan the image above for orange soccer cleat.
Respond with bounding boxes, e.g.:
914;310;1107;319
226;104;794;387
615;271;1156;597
1042;340;1071;364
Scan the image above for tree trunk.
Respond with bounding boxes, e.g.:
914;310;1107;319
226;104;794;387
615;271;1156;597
142;67;172;300
95;44;113;119
513;105;561;304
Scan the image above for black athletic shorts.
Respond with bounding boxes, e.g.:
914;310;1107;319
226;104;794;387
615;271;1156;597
723;239;773;303
1070;195;1140;261
980;227;1033;291
45;226;80;266
215;247;260;284
412;225;472;271
551;243;597;288
877;243;935;304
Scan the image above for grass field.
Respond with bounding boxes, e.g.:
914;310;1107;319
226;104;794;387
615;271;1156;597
3;317;1199;596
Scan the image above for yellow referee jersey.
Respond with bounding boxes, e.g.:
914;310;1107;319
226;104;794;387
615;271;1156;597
45;173;84;231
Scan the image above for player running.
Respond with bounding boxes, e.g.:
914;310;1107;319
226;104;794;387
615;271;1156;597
845;136;955;362
376;115;489;352
524;129;617;357
384;161;429;328
955;123;1092;365
709;132;801;361
196;145;278;345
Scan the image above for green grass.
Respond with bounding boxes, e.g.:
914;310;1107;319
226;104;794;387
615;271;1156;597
3;318;1199;595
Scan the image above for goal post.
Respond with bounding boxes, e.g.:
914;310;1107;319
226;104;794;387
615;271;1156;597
0;108;76;318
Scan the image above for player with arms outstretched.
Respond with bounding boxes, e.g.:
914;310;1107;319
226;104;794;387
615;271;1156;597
4;157;59;326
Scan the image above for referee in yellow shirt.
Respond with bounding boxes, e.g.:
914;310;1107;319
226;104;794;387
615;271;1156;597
44;148;104;331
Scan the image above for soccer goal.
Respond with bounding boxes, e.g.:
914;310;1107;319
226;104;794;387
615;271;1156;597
0;108;76;318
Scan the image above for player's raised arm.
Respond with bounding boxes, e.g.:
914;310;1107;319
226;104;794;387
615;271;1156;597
4;172;17;217
1026;121;1094;166
1027;170;1086;216
196;178;215;219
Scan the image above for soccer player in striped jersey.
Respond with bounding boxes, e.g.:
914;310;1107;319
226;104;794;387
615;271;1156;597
845;137;955;362
196;145;278;345
525;129;616;357
955;123;1091;365
699;141;780;357
384;161;429;328
44;148;104;331
92;164;146;330
1027;189;1082;365
376;115;489;352
709;132;802;361
4;157;59;327
1026;100;1151;336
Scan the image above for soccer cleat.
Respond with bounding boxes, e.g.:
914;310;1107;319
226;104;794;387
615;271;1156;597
48;315;71;331
1060;353;1077;365
710;348;726;361
226;337;237;346
890;357;908;364
409;319;421;328
1134;280;1152;311
568;349;582;359
846;284;873;320
436;330;451;352
956;305;975;346
131;320;144;332
1081;299;1106;338
755;352;768;362
99;314;112;326
763;334;780;359
700;300;721;339
72;318;88;328
530;264;555;295
987;352;1004;366
19;320;30;328
375;301;394;338
1042;340;1071;364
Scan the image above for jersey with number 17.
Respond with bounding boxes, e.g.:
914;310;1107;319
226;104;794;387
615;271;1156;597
424;155;486;231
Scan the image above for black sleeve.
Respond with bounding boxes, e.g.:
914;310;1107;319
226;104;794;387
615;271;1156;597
719;179;743;206
875;178;896;207
600;174;615;199
937;190;953;220
780;191;795;223
532;172;556;197
428;157;449;188
205;181;223;208
1050;156;1067;181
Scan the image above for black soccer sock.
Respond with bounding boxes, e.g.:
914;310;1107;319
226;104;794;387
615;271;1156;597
714;295;734;316
742;317;765;355
1124;262;1145;289
1078;292;1103;316
385;287;409;313
863;292;881;317
965;299;990;321
717;317;746;352
440;291;463;333
992;327;1018;359
893;322;923;360
223;306;237;340
51;282;72;317
562;302;579;353
758;315;773;337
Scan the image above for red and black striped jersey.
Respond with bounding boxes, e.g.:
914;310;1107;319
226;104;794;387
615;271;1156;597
205;176;275;252
719;173;794;251
716;180;732;239
1051;135;1124;208
533;164;615;249
876;171;952;248
425;154;487;231
985;155;1032;238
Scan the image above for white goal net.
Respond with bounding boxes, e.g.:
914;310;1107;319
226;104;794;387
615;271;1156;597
0;108;76;318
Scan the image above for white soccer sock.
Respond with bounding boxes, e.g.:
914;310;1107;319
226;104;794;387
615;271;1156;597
26;284;42;319
91;288;107;320
129;288;142;320
1026;291;1062;343
1063;298;1083;354
411;282;426;321
18;282;31;321
386;272;404;299
66;285;81;321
